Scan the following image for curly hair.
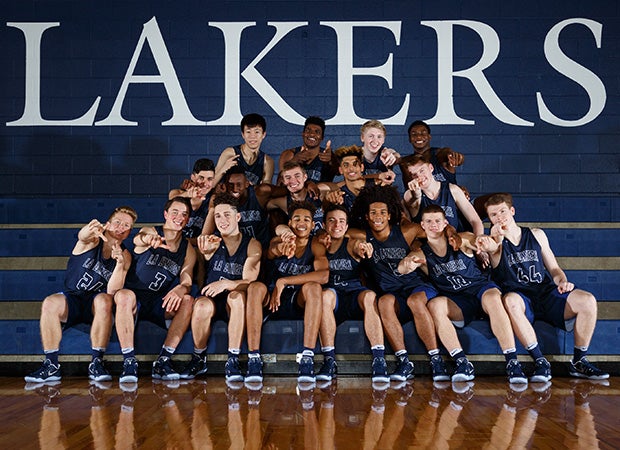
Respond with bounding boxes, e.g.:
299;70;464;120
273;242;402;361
288;200;317;218
349;184;403;229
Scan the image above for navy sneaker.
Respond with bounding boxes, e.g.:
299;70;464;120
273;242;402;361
506;359;527;384
430;355;450;382
88;357;112;382
452;357;474;382
225;356;244;382
152;356;180;380
180;355;208;380
569;357;609;380
25;359;61;383
298;355;315;383
531;357;552;383
390;356;414;381
316;357;337;381
245;356;264;383
371;357;389;383
120;357;139;383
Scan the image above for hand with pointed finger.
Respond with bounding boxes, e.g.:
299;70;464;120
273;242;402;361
197;234;221;255
357;241;374;259
318;140;333;162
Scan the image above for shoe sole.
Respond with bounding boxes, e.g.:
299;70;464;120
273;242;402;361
152;374;180;380
569;371;610;380
297;376;316;383
451;374;474;382
432;374;451;382
24;375;61;383
180;369;207;380
226;375;244;382
89;374;112;382
530;374;552;383
245;375;263;383
508;377;528;384
390;374;414;381
120;375;138;383
372;375;390;383
316;374;333;381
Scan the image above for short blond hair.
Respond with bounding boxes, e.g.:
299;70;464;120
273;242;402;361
360;119;386;135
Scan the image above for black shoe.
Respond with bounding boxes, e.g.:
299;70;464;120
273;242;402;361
24;359;61;383
180;355;208;380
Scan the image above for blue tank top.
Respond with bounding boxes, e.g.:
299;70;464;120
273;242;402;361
326;238;365;294
267;241;314;291
363;147;389;175
234;145;266;185
205;233;252;285
421;241;489;296
491;227;556;297
286;192;324;233
183;192;212;239
366;225;425;293
238;187;269;247
429;147;457;185
63;240;119;295
125;227;189;293
341;179;373;211
415;182;468;231
291;146;332;182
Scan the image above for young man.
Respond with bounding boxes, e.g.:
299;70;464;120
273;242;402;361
278;116;338;183
214;113;275;186
315;203;388;383
479;193;609;380
347;185;453;382
25;207;137;383
399;205;527;383
401;153;483;235
359;119;400;181
180;193;262;381
245;201;329;383
405;120;464;185
113;197;197;383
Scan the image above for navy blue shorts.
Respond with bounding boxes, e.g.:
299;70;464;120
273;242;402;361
389;283;438;324
136;291;168;329
441;282;500;327
514;287;572;331
63;292;97;328
265;286;306;321
330;287;370;324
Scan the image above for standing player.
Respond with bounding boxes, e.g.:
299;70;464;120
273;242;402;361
113;197;197;382
399;205;527;383
479;193;609;380
25;206;137;382
315;203;388;383
245;201;329;383
180;193;262;381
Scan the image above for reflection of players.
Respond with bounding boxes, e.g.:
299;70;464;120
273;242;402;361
180;193;262;381
114;197;196;382
480;193;609;381
25;207;137;383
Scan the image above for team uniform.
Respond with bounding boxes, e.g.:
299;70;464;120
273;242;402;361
183;192;213;239
492;227;572;330
326;238;368;322
421;242;499;326
125;227;190;328
414;182;471;232
238;186;270;247
289;146;333;182
265;243;315;320
204;233;253;321
365;225;437;323
62;240;121;327
362;147;390;175
428;147;457;184
233;145;266;186
340;179;374;211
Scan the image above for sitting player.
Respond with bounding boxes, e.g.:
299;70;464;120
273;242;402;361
478;193;609;380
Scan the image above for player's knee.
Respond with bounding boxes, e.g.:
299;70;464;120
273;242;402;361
359;290;377;310
194;297;215;320
502;292;524;316
301;281;322;298
41;294;65;317
227;290;245;311
93;293;113;314
248;281;267;299
407;292;428;314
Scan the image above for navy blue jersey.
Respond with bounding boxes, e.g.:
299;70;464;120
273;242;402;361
286;192;324;233
421;241;489;296
429;147;457;185
341;179;374;211
366;225;425;293
63;240;119;295
183;192;212;239
492;227;556;297
267;241;314;291
205;233;252;285
238;186;269;247
234;145;266;185
291;146;332;182
125;227;190;293
363;147;389;175
326;238;365;294
415;182;469;232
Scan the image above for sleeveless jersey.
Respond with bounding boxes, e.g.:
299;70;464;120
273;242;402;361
286;192;324;233
429;147;457;184
326;238;364;294
363;147;389;175
341;179;373;211
205;233;252;285
415;182;469;232
238;187;269;246
183;192;212;239
125;227;189;294
366;225;425;292
492;227;556;297
267;241;314;291
63;240;119;295
291;146;331;182
234;145;266;185
421;241;488;296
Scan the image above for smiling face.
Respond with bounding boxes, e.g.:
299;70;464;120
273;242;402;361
409;124;431;152
289;208;314;239
192;170;215;193
420;211;448;237
281;166;307;194
164;201;190;230
339;155;364;181
302;123;324;150
486;202;516;229
407;161;435;189
241;125;266;151
226;173;250;201
213;203;240;236
325;209;348;239
360;126;385;155
366;202;391;234
106;211;135;241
